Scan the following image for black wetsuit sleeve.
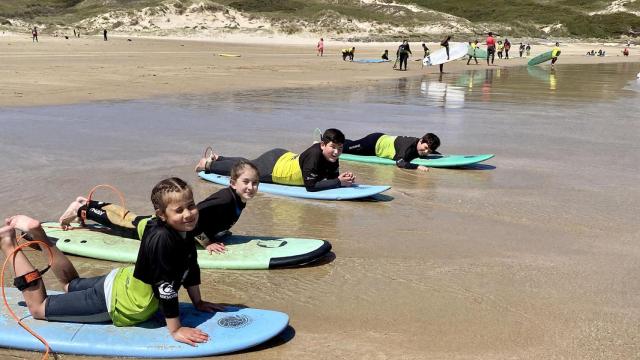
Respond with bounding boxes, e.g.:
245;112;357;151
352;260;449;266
300;144;341;192
193;188;241;240
407;44;412;54
394;137;420;170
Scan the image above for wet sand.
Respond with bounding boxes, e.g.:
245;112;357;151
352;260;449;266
1;35;640;360
0;33;638;107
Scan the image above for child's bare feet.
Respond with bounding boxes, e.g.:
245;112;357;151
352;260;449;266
194;153;218;173
59;196;87;230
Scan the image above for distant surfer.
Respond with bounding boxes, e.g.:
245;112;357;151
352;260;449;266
422;43;430;58
551;42;561;69
467;40;479;65
486;32;496;65
519;43;525;57
396;40;412;71
342;47;355;61
32;27;38;42
622;47;629;56
526;43;531;56
343;132;441;172
382;49;389;60
317;38;324;57
504;38;511;59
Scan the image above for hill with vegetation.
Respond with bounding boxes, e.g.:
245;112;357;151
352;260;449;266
1;0;639;40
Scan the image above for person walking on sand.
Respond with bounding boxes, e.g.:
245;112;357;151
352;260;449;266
32;27;38;42
467;40;479;65
486;32;496;65
438;36;451;73
422;43;430;58
103;29;108;41
551;42;561;69
317;38;324;56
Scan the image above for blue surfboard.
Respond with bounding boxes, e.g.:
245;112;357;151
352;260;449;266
198;172;390;200
352;59;390;63
0;288;288;358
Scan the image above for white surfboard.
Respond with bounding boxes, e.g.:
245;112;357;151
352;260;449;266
423;42;469;66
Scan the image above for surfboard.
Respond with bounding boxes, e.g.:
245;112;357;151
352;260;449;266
467;46;488;59
0;287;288;358
198;172;390;200
353;59;390;63
527;51;554;66
423;43;469;66
339;153;494;168
43;223;332;269
218;53;241;57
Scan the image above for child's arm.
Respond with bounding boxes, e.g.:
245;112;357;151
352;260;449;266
186;285;225;312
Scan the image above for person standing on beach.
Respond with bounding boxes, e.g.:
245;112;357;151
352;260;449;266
525;43;531;56
504;38;511;59
32;27;38;42
439;36;451;73
422;43;430;58
497;40;504;59
486;32;496;65
103;29;108;41
467;40;479;65
519;43;525;57
317;38;324;56
396;40;412;71
551;42;561;69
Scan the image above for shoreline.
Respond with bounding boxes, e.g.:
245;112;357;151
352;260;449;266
0;34;638;107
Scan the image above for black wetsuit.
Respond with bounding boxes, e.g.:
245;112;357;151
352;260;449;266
134;218;200;319
396;44;412;70
80;186;245;241
344;133;424;169
207;143;340;192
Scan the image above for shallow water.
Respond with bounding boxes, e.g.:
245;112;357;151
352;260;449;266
1;62;640;359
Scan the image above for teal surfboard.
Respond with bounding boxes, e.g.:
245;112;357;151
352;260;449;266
467;46;488;59
198;172;390;200
43;223;331;269
528;50;554;66
339;153;494;168
0;287;288;358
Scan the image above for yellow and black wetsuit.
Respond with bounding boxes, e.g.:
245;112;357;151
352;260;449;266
207;144;340;191
344;132;424;169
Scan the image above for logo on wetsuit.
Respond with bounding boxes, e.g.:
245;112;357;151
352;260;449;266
217;314;252;328
158;282;177;300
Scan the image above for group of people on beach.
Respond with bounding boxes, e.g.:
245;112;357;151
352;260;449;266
1;128;440;346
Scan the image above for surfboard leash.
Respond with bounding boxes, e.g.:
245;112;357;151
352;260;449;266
1;233;54;359
81;184;128;227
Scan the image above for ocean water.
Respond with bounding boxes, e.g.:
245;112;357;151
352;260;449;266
1;62;640;359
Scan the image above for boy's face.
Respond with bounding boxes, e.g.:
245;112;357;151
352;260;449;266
417;141;432;156
158;195;199;232
320;141;343;162
230;168;259;203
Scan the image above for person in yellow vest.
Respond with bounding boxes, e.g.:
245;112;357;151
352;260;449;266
342;132;441;172
342;47;355;61
197;128;356;191
551;42;561;69
467;40;479;65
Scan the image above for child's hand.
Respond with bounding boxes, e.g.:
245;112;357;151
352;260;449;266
205;242;225;254
5;215;41;232
417;165;430;173
195;300;225;312
338;172;356;187
171;326;209;346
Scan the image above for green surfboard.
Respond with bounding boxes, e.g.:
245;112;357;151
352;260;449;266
467;46;488;59
43;223;331;269
339;153;494;168
528;50;554;66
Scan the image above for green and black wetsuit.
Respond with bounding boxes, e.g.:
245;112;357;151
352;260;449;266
206;144;340;192
344;133;425;169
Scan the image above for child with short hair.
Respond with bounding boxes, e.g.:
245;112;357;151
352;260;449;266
59;161;260;254
1;177;222;346
343;132;441;172
196;128;355;192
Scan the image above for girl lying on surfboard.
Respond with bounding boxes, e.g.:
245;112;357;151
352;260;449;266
342;132;441;172
1;177;223;346
59;161;260;254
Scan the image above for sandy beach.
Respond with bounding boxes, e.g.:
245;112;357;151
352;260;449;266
0;33;638;107
1;31;640;360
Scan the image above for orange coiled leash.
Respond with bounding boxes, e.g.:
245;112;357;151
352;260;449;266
1;233;54;360
80;184;128;227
